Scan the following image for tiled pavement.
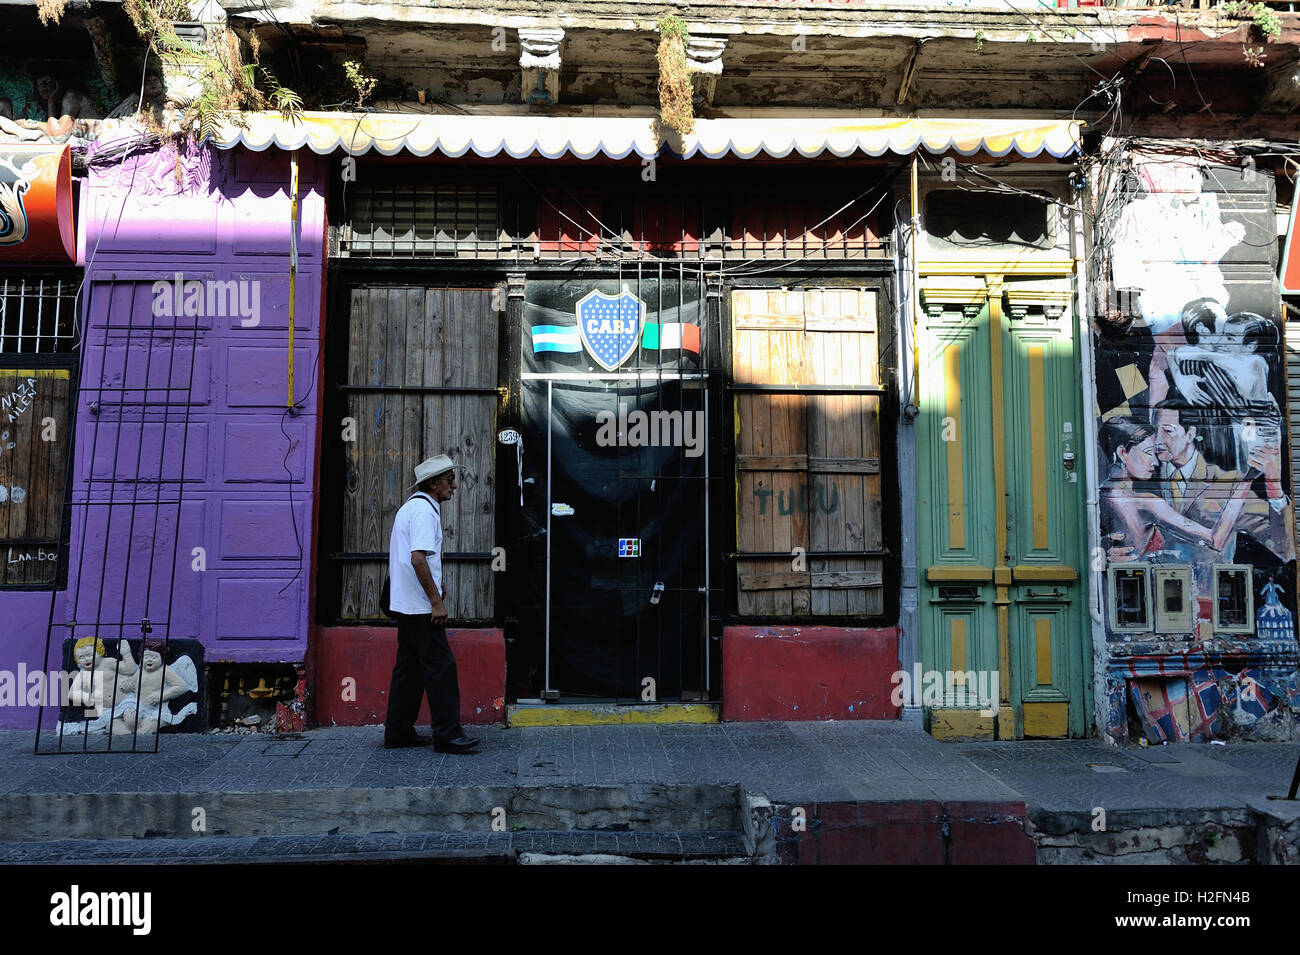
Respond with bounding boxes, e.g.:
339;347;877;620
6;721;1026;803
4;721;1297;809
953;738;1300;813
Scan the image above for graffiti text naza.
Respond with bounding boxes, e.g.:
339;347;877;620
1;377;36;425
754;482;839;515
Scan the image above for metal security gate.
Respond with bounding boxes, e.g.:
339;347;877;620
36;276;202;754
513;266;713;701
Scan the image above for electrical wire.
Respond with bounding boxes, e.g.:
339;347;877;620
74;45;162;350
717;169;903;276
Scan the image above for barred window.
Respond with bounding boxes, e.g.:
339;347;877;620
0;274;79;355
0;270;78;588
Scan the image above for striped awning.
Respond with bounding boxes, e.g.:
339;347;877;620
211;113;1082;160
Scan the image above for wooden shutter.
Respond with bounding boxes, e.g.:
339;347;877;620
732;288;884;616
340;287;498;621
0;366;72;587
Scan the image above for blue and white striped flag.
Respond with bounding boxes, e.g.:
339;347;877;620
531;324;582;354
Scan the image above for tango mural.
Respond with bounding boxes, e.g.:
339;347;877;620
1095;153;1298;742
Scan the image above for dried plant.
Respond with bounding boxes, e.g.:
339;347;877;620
656;14;694;138
36;0;66;26
123;0;302;140
120;0;300;140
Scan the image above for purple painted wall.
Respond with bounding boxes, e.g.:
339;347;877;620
0;140;325;728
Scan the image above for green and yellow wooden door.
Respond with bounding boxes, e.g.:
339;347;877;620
916;278;1090;738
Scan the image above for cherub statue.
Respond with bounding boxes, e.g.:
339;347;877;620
112;638;198;738
65;636;138;724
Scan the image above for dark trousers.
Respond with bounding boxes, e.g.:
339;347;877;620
385;613;463;742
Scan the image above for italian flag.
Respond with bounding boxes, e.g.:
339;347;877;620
640;322;701;354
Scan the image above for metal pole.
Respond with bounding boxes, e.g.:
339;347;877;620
1076;166;1107;741
703;385;710;693
288;150;299;408
544;379;552;696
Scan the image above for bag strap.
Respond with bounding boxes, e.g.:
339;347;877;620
409;492;439;519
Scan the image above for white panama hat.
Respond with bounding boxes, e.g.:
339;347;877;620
410;454;458;488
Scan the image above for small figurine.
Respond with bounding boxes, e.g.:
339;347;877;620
1255;577;1294;642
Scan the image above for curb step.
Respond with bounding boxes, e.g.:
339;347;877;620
0;829;752;864
0;783;744;843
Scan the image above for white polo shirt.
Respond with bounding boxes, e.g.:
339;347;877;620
388;492;442;614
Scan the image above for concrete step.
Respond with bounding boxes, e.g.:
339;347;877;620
507;702;719;727
0;782;746;843
0;829;753;864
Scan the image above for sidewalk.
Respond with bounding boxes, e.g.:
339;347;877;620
2;721;1298;864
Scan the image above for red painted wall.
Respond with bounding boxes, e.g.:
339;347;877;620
312;626;505;727
534;187;876;257
721;626;899;721
771;800;1036;865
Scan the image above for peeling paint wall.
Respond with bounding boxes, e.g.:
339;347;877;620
1093;147;1300;743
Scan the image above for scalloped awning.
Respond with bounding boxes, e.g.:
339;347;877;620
210;113;1082;160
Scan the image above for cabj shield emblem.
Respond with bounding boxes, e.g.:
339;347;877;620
576;289;645;371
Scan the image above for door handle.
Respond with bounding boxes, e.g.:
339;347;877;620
650;581;665;605
1062;451;1076;471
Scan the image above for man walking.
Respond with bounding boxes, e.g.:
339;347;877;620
384;454;479;754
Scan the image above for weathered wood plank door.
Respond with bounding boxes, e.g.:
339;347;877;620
0;366;72;587
339;286;498;621
730;288;885;616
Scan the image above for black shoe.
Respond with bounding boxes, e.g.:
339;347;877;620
433;735;480;755
384;732;432;749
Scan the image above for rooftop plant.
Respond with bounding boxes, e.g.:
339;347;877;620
657;13;694;137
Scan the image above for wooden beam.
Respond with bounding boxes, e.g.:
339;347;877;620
897;39;922;106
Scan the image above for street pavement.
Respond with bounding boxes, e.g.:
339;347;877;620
0;721;1297;863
